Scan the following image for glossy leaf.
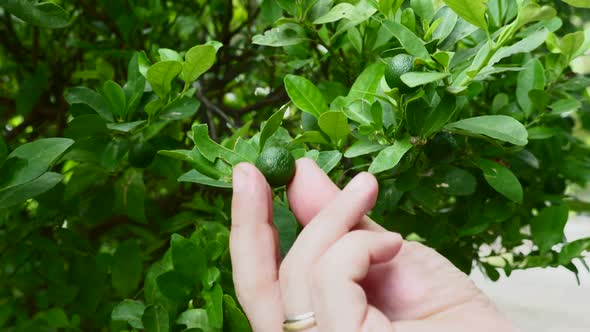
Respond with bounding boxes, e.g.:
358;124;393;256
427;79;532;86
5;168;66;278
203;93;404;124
369;138;413;174
203;283;223;328
348;62;386;103
443;0;488;31
170;234;207;280
0;172;63;209
146;61;183;99
176;309;211;331
223;295;252;332
517;59;546;117
531;205;569;254
65;87;113;122
401;72;449;87
253;23;307;47
111;300;145;329
112;240;143;297
344;140;385;158
0;138;74;191
181;45;216;83
381;20;431;60
178;170;232;188
192;124;248;165
260;107;287;151
284;75;328;118
445;115;528;146
101;80;127;117
316;150;343;174
0;0;70;28
273;202;298;257
142;305;169;332
475;158;523;203
318;111;349;142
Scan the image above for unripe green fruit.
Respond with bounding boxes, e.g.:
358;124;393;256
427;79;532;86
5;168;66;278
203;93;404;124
384;54;415;93
255;147;296;187
129;141;157;168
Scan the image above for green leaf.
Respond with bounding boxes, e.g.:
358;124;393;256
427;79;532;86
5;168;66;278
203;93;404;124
284;75;328;118
313;3;355;24
223;295;252;332
516;3;557;29
292;131;331;145
527;127;555;140
253;23;307;47
203;283;223;328
488;29;549;68
260;107;288;151
159;49;182;62
423;94;457;137
318;111;349;142
176;309;211;331
142;305;169;332
344;140;386;158
146;61;183;99
0;138;74;191
181;45;217;83
531;205;569;254
559;238;590;265
192;124;248;165
411;0;435;21
65;87;113;122
401;72;449;88
178;170;232;188
170;234;207;280
107;120;147;133
548;98;581;116
0;0;70;28
475;158;523;203
381;20;431;60
111;299;145;329
348;62;386;103
101;80;127;117
65;114;109;139
273;202;299;258
115;168;147;223
156;270;194;301
443;0;488;31
0;172;62;209
369;138;413;174
44;308;69;328
561;0;590;8
317;150;343;174
160;97;201;120
517;59;546;117
434;166;477;196
445;115;528;146
112;240;143;297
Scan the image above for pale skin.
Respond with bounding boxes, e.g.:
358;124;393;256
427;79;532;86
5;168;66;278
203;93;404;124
230;158;520;332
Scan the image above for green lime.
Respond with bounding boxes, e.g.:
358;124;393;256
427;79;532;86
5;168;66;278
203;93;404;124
255;147;296;187
129;141;157;168
384;54;415;92
425;132;458;164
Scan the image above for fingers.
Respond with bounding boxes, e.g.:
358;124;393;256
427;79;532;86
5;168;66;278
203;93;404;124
280;172;378;316
230;163;282;331
311;231;403;332
287;158;385;232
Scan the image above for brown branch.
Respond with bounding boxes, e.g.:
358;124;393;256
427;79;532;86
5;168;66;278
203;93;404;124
224;86;288;114
195;88;236;127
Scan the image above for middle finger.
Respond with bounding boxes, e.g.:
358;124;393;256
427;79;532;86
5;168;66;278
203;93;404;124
280;172;379;317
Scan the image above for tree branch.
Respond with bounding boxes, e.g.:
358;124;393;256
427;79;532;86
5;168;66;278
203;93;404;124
195;88;236;127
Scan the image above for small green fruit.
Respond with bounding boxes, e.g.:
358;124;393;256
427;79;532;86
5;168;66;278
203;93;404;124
384;54;415;92
129;141;157;168
255;147;296;187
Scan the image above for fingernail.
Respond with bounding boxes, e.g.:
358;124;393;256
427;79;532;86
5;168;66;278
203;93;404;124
345;172;372;192
233;164;249;193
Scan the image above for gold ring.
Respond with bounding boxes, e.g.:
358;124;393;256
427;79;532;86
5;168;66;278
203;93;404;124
282;312;317;331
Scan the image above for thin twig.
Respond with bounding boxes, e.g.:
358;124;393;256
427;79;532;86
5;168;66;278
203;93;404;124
195;88;236;127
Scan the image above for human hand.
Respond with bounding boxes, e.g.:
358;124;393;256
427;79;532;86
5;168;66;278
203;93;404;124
230;159;519;332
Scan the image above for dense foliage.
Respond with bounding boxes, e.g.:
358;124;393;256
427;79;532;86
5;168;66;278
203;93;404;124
1;0;590;331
